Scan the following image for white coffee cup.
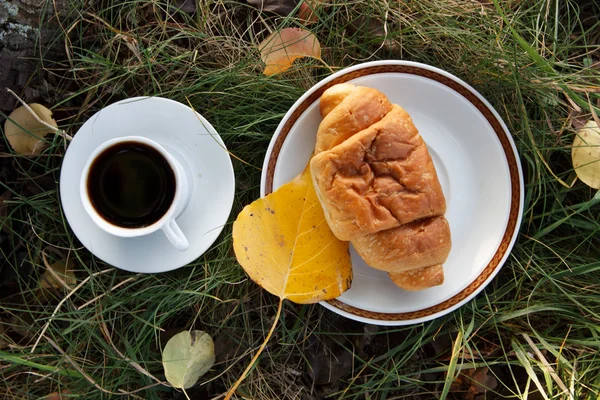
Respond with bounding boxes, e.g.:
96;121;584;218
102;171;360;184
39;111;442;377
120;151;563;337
80;136;190;251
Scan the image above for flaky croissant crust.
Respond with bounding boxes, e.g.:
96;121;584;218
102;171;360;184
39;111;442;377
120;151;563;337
310;84;452;291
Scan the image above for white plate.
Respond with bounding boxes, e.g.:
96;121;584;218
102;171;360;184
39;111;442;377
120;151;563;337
60;97;235;273
261;61;524;326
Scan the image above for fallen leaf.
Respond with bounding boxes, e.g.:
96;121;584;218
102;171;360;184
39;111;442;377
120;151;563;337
9;313;36;339
305;334;353;385
247;0;297;16
348;16;400;55
298;0;322;24
162;330;215;389
572;120;600;189
39;259;77;296
470;367;498;394
43;391;71;400
451;367;498;400
225;166;351;399
568;108;588;130
176;0;196;14
233;166;352;303
258;28;321;75
247;0;324;23
4;103;57;155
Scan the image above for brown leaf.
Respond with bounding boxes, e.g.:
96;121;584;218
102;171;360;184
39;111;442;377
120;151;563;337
305;335;353;385
247;0;297;16
176;0;196;14
470;367;498;393
347;16;400;54
568;108;589;130
298;0;322;24
258;28;322;76
9;313;36;340
43;391;71;400
4;103;57;155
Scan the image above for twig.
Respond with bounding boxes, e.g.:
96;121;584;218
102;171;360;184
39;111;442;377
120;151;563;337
5;88;73;141
224;298;284;400
31;269;114;353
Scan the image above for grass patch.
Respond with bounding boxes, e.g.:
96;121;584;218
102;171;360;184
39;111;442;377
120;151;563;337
1;0;600;398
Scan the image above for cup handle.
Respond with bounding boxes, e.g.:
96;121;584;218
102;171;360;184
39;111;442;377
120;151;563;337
162;220;189;251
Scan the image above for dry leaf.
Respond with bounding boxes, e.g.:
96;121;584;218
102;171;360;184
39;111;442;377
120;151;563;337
258;28;322;76
4;104;57;155
227;166;351;399
162;330;215;389
39;259;77;293
233;167;352;304
9;313;35;339
247;0;323;23
572;120;600;189
247;0;297;16
43;391;71;400
176;0;196;14
298;0;322;23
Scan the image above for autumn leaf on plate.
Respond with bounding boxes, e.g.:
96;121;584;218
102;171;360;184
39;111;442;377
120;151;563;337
4;104;57;155
233;166;352;303
258;28;322;76
572;119;600;189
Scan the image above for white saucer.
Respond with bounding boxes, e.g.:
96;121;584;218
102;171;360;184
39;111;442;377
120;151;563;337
60;97;235;273
261;61;524;325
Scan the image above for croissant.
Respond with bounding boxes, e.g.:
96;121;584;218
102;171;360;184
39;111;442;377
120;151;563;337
310;84;451;291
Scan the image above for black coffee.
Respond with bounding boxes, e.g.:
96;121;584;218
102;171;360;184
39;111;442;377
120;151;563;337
87;141;176;228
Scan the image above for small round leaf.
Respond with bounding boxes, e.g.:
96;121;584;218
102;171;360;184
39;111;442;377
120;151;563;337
258;28;322;76
4;104;57;155
162;330;215;389
572;120;600;189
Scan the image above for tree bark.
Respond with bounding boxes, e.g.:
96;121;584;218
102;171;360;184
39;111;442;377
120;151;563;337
0;0;71;113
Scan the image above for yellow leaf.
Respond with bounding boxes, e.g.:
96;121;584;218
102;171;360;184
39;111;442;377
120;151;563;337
39;259;77;293
572;120;600;189
226;166;351;399
4;104;57;155
258;28;322;76
233;166;352;304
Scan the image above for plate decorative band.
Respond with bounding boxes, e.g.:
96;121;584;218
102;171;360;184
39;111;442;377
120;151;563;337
265;64;522;321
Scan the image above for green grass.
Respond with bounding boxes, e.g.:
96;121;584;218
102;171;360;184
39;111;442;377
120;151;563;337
1;0;600;398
